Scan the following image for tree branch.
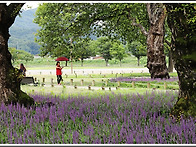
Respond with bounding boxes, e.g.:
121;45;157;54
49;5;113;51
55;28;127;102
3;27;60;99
131;18;148;37
146;3;152;24
7;3;24;27
127;10;148;37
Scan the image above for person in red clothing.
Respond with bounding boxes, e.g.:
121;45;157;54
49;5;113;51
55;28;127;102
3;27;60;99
56;61;63;85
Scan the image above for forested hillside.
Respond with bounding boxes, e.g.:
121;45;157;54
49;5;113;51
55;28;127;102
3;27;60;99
8;8;40;55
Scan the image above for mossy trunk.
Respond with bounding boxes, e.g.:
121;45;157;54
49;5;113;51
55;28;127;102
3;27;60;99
0;3;34;107
166;3;196;118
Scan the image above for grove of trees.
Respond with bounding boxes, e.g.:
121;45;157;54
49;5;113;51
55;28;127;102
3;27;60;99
87;37;127;67
34;3;171;79
9;47;34;63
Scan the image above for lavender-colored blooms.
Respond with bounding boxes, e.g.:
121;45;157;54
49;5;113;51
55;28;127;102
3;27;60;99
0;91;195;144
110;77;179;82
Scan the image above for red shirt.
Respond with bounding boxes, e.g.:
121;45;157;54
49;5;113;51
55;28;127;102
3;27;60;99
56;65;62;75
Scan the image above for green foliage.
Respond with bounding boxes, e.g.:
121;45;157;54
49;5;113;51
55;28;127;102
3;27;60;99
125;41;146;66
8;47;34;63
89;37;127;66
34;3;76;58
110;40;127;66
126;41;146;58
33;3;149;59
91;37;113;66
73;38;96;65
163;21;172;56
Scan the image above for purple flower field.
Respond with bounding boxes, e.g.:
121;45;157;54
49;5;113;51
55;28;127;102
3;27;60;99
110;77;179;83
0;90;195;144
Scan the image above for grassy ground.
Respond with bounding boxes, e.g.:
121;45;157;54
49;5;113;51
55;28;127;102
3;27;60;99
22;84;174;99
13;56;170;69
21;72;178;88
17;56;178;96
21;71;179;97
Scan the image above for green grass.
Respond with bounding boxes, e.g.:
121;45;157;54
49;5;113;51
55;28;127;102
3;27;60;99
21;71;179;97
16;55;178;96
20;71;179;97
13;54;175;73
21;84;169;98
13;56;148;69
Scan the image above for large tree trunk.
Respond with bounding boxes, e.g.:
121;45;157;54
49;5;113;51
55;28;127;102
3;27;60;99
0;3;34;106
166;3;196;118
168;50;174;72
146;3;170;79
128;3;169;79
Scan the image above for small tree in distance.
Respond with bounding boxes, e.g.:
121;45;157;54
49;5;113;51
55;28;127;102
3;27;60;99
126;41;146;66
110;41;127;67
73;38;96;67
94;37;113;66
9;47;34;64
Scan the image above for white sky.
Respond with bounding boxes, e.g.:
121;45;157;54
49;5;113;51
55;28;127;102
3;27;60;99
5;1;42;10
6;1;196;10
23;1;42;9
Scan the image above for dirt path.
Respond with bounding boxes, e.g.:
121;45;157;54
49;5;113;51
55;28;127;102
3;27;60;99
26;68;150;76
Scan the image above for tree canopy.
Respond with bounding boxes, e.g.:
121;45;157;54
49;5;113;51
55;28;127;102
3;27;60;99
125;41;146;66
33;3;148;57
34;3;171;78
8;47;34;63
110;40;127;66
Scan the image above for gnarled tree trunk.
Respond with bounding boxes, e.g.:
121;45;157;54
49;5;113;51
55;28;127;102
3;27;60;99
130;4;170;79
146;3;170;79
166;3;196;117
0;3;34;106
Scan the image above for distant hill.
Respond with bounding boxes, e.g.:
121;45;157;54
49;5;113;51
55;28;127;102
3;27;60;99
8;8;40;55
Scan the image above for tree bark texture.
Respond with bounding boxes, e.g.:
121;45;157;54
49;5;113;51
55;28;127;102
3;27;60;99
166;3;196;117
146;3;170;79
168;50;174;72
0;3;34;106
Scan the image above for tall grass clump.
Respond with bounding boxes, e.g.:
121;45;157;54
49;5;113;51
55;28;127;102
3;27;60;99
0;90;195;144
